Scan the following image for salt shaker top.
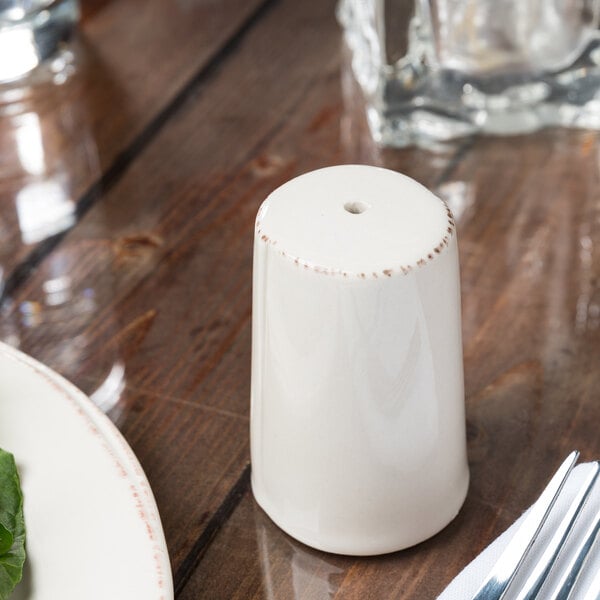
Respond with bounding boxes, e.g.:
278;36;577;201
255;165;455;278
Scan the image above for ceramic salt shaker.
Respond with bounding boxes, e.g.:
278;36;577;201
250;165;469;556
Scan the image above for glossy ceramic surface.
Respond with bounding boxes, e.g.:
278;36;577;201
0;342;173;599
251;165;469;555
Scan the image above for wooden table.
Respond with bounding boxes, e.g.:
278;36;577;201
1;0;599;597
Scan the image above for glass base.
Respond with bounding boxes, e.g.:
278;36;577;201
339;0;600;147
0;0;79;85
373;41;600;147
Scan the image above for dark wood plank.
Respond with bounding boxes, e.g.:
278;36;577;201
5;0;463;404
180;487;476;599
111;389;250;575
0;0;268;282
452;130;600;538
177;128;600;598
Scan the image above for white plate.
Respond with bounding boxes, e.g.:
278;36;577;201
0;342;173;599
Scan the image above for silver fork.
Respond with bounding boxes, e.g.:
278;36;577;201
471;451;600;600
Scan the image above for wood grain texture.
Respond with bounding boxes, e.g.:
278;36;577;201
176;129;600;598
0;0;268;283
178;127;600;598
7;0;462;402
115;390;250;573
180;488;465;599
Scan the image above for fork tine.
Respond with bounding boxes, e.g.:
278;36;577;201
581;555;600;600
513;462;600;600
471;451;579;600
546;471;600;600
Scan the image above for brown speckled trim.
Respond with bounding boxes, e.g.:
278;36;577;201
255;198;456;279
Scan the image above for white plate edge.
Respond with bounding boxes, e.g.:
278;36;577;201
0;342;174;599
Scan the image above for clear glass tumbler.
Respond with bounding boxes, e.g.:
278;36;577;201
338;0;600;146
0;0;79;84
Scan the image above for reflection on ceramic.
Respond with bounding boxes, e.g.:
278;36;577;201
251;165;469;556
0;342;173;599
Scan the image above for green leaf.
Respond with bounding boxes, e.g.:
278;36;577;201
0;525;12;556
0;448;26;600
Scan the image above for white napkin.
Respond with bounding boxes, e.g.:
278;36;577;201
438;462;600;600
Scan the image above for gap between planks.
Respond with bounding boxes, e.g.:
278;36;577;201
1;0;280;302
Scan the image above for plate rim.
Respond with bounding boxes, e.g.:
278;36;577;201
0;341;174;599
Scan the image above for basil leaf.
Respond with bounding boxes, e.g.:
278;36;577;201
0;448;26;600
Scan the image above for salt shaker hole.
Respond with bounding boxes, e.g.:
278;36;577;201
343;201;370;214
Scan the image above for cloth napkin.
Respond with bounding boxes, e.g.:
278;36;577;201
438;462;600;600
